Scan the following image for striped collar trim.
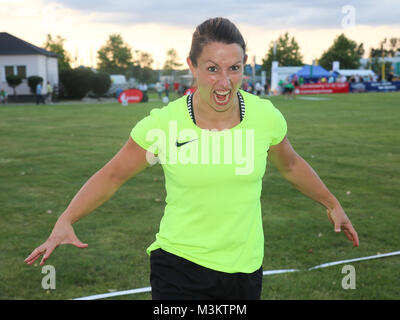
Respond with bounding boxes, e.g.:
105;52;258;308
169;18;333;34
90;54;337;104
187;91;245;125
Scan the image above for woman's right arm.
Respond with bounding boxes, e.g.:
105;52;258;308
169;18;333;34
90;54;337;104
24;137;151;266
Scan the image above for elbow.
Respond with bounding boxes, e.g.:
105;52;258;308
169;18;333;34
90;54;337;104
280;153;301;178
96;165;125;188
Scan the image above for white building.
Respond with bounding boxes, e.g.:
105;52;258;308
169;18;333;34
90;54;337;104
0;32;58;95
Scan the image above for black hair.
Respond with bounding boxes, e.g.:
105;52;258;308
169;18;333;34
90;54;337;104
189;17;247;67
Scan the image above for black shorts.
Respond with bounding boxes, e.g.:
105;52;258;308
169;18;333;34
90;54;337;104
150;249;263;300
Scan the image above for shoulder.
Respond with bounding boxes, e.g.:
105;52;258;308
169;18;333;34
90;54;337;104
240;90;287;141
150;94;187;120
240;90;281;117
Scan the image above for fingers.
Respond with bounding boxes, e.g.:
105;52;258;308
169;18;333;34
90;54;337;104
71;236;88;248
24;246;46;265
25;221;88;266
25;240;88;266
74;241;89;249
327;208;359;247
25;244;56;266
39;244;57;266
61;236;88;248
336;221;360;247
343;225;359;247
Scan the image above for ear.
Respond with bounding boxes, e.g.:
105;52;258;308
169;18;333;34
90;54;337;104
243;54;248;65
187;56;196;75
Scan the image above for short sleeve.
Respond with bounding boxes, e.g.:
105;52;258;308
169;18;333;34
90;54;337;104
270;107;287;146
130;108;161;153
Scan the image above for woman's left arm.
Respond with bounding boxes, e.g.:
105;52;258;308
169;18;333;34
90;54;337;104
268;136;359;247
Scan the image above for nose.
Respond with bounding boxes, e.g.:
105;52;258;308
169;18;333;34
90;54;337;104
216;70;231;89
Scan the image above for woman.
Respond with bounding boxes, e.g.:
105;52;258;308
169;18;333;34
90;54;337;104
25;18;358;300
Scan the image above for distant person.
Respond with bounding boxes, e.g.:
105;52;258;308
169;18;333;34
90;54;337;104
36;81;45;105
264;82;269;96
178;82;186;96
284;81;295;99
242;81;248;92
155;82;163;99
115;88;124;100
248;81;253;93
139;83;148;102
46;82;53;104
164;81;169;98
292;75;298;87
255;82;262;96
0;89;8;104
173;82;179;93
278;79;285;94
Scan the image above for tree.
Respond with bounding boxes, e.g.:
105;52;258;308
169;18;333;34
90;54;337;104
27;76;43;94
60;67;94;99
367;37;400;79
134;50;154;69
97;34;133;75
91;72;111;98
43;34;72;71
318;34;364;70
6;75;22;95
163;48;183;75
370;37;400;58
261;32;303;77
129;50;157;84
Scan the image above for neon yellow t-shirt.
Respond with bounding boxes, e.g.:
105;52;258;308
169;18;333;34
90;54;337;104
130;90;287;273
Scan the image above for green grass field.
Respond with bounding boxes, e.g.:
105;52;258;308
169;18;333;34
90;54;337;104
1;92;399;300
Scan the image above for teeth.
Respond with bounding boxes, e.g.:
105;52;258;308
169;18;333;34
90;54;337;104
214;91;230;104
215;90;230;95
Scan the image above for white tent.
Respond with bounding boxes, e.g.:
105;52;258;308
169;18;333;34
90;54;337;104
277;66;303;82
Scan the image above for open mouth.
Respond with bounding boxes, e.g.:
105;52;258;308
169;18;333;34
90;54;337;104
213;90;231;105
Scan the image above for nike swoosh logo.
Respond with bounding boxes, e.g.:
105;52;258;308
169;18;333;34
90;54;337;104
176;138;198;147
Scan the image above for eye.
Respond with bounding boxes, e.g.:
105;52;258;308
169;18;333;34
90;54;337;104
207;66;217;72
230;65;240;71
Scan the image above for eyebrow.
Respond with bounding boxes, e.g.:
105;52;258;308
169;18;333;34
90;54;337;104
207;59;243;66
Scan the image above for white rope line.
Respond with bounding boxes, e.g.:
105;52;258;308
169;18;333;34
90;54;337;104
262;269;298;275
307;251;400;270
74;286;152;300
73;250;400;300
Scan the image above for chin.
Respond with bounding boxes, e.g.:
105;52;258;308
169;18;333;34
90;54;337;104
210;89;237;111
211;102;232;112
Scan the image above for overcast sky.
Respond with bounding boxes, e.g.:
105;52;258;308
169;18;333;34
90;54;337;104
42;0;400;28
1;0;399;67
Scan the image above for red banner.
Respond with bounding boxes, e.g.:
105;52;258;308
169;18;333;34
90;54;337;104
295;83;349;95
118;89;143;105
184;87;197;95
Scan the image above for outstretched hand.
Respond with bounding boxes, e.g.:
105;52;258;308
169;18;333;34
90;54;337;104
24;218;88;266
326;206;359;247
